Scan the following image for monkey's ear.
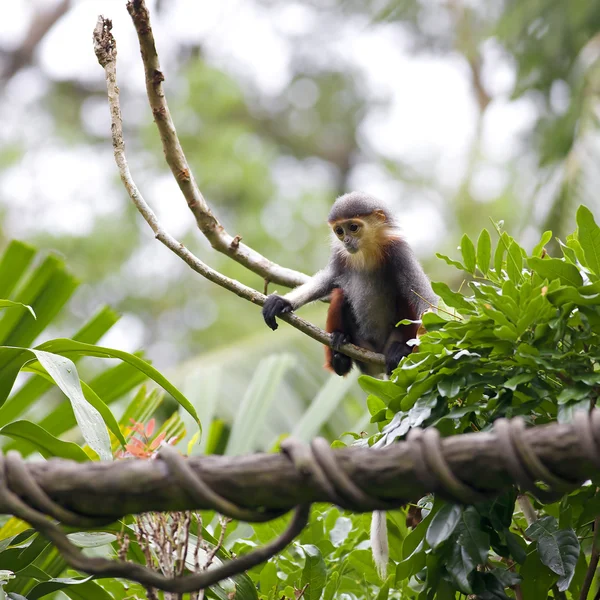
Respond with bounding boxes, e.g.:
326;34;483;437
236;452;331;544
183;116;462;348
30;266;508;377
373;209;387;222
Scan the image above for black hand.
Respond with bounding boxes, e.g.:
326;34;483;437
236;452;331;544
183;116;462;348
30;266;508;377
331;331;350;351
385;341;412;375
262;295;293;331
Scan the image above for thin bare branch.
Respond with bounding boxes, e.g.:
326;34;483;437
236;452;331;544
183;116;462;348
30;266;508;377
124;0;308;290
1;0;71;81
92;16;385;368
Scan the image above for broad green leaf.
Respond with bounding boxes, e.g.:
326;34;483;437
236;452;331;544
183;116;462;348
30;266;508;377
503;372;534;391
476;229;491;274
520;549;555;599
66;532;116;548
226;354;294;455
28;578;109;600
426;503;462;548
37;339;200;429
359;375;401;405
447;541;474;593
347;548;379;584
437;375;465;398
0;241;36;299
458;507;489;565
0;257;77;349
532;230;552;258
259;561;278;597
436;252;465;270
577;205;600;276
0;301;35;320
526;517;579;591
431;281;472;312
322;570;340;600
0;421;90;461
506;241;523;282
23;363;126;450
528;257;583;286
300;545;327;600
0;306;120;427
494;234;506;275
460;234;476;273
32;350;111;461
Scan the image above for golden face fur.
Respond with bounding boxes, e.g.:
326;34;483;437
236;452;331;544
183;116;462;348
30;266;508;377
329;210;401;270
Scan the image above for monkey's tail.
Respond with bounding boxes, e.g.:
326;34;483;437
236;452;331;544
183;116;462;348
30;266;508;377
370;510;388;580
324;288;349;373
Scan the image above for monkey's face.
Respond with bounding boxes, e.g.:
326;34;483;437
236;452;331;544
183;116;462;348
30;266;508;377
331;219;364;254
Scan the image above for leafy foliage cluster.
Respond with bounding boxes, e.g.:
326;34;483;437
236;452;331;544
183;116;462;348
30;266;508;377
345;204;600;598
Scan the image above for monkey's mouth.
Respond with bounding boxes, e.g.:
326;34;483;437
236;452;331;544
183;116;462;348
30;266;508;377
345;245;359;254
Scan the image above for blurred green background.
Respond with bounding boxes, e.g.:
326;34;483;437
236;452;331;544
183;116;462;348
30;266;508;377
1;0;599;446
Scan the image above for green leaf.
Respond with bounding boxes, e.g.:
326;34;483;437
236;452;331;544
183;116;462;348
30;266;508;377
576;205;600;275
430;281;472;312
66;532;116;549
436;252;465;271
528;257;583;286
0;300;35;320
437;375;465;398
396;548;426;583
29;579;110;600
503;372;534;391
32;350;111;461
458;507;489;565
526;518;580;591
532;230;553;258
358;375;400;405
557;384;589;404
300;544;327;600
322;571;340;600
426;503;462;548
505;529;527;564
259;561;278;596
36;338;200;430
477;229;492;274
0;421;90;461
0;241;36;299
23;363;126;450
506;241;523;282
447;542;474;593
0;306;120;428
460;234;476;274
519;549;555;599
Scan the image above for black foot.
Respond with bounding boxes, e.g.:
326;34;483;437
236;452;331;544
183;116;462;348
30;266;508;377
331;331;350;351
331;351;353;376
385;341;412;375
262;295;293;331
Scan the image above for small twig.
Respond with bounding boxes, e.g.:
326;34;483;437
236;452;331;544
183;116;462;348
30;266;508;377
296;582;309;600
92;16;385;369
580;515;600;600
205;516;230;570
123;0;309;290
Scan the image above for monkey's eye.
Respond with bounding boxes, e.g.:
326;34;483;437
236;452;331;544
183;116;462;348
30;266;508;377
349;223;360;233
334;227;344;236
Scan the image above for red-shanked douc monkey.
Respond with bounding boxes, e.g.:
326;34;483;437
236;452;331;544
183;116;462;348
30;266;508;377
262;191;437;376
